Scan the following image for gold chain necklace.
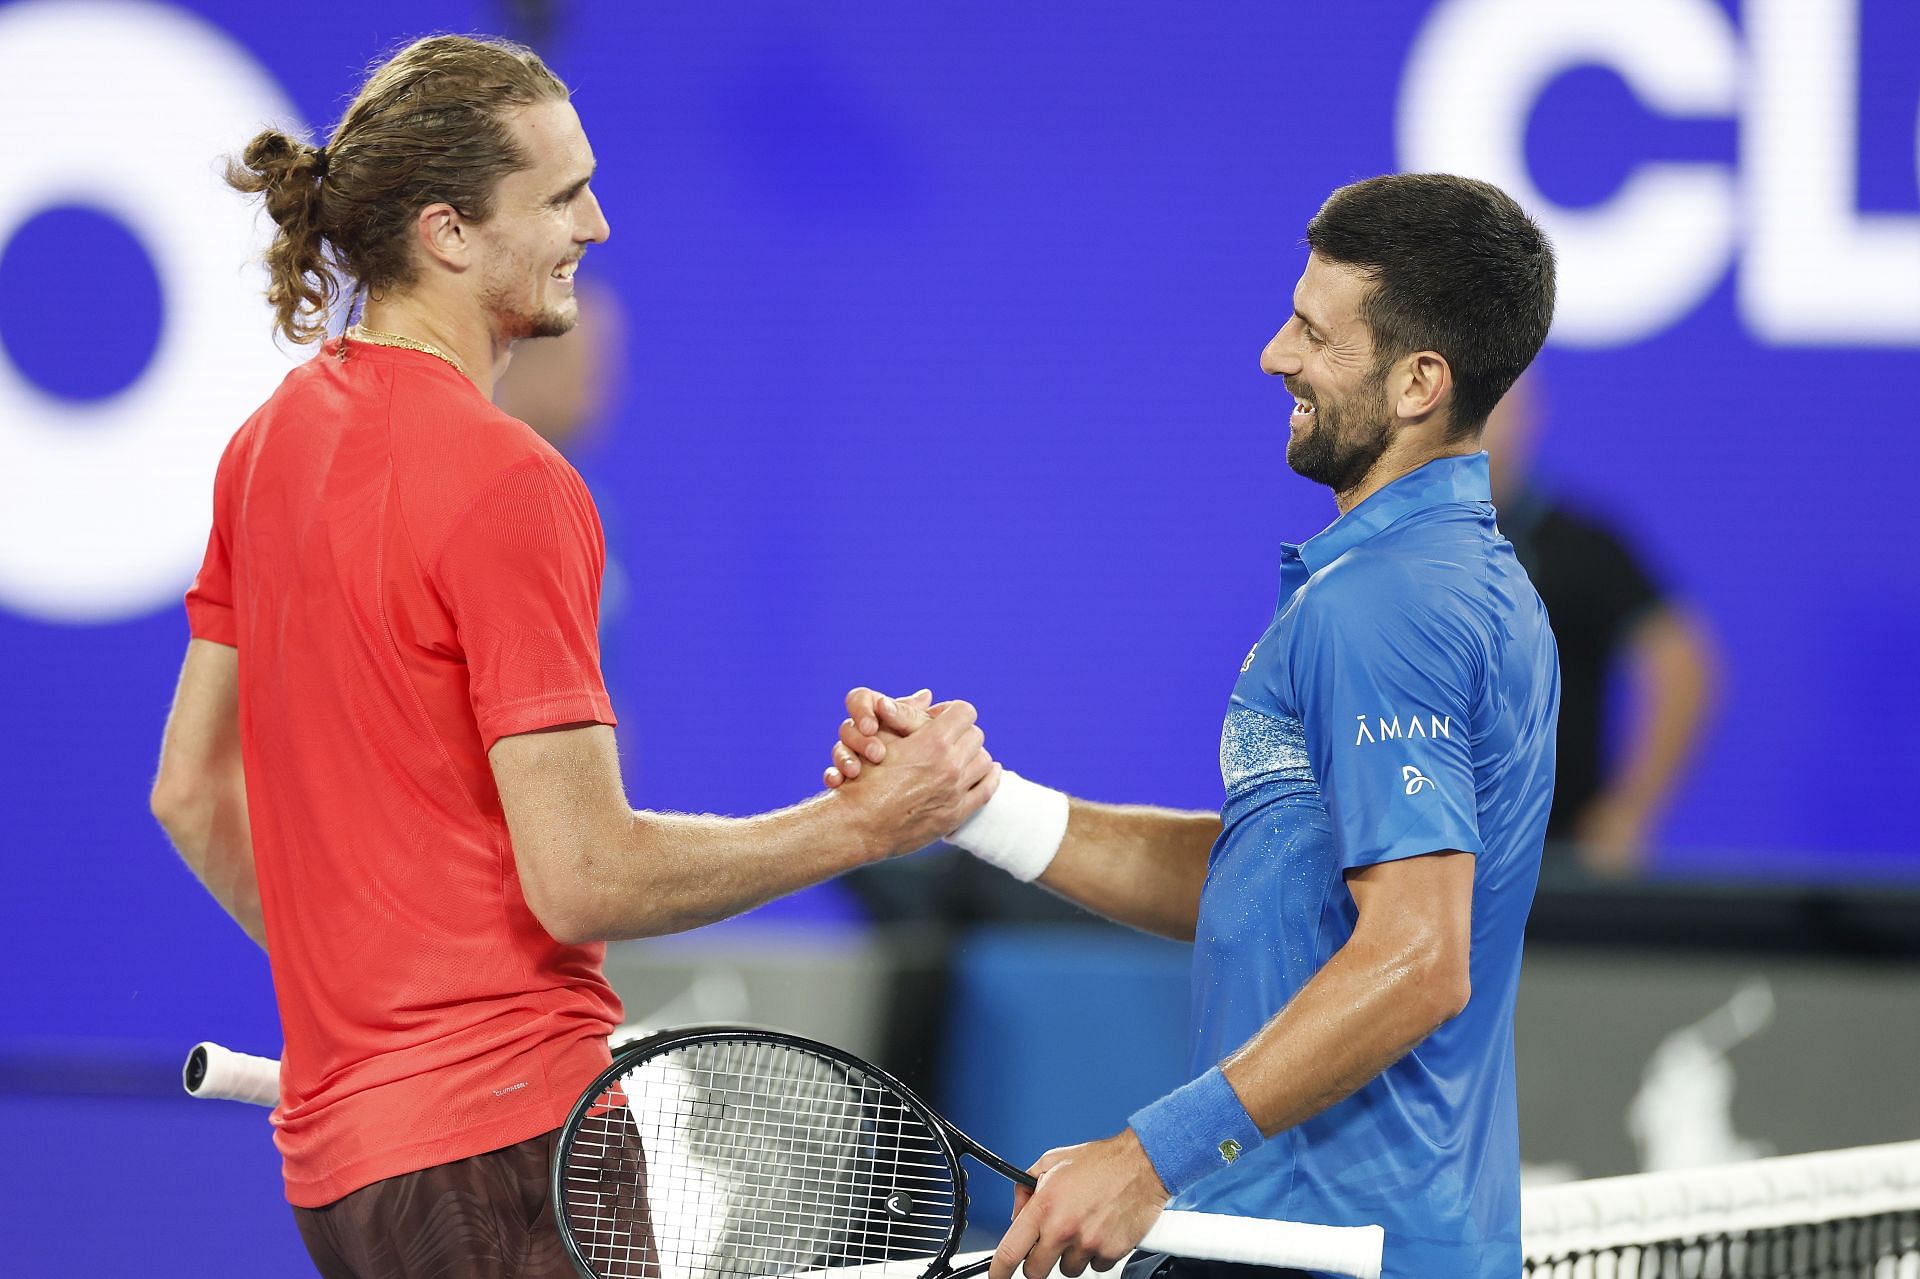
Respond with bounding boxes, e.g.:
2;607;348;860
346;324;467;377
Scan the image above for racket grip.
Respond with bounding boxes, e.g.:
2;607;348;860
183;1042;281;1107
1140;1210;1384;1279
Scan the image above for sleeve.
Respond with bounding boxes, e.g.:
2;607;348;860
1579;520;1665;644
430;454;617;751
1290;565;1485;870
184;434;240;647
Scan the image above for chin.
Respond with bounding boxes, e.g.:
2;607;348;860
528;311;578;339
516;299;579;340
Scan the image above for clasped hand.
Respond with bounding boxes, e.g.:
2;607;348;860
821;686;1000;858
825;688;1171;1277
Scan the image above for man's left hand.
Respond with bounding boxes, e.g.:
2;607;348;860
991;1129;1169;1279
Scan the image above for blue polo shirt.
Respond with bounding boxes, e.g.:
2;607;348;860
1176;453;1558;1278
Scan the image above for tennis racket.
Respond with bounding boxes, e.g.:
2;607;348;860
182;1019;662;1106
182;1040;280;1105
552;1026;1385;1279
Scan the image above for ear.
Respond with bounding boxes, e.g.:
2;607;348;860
1391;350;1452;425
414;201;473;274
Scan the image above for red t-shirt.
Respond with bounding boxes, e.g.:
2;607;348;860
186;337;623;1207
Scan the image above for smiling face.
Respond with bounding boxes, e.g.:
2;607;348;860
469;98;609;341
1260;252;1398;495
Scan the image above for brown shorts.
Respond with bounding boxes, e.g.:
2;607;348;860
293;1128;573;1279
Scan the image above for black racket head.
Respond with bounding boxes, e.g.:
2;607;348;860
552;1026;969;1279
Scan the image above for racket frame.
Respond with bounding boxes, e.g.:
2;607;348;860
551;1024;1025;1279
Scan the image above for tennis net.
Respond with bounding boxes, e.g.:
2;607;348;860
1523;1139;1920;1277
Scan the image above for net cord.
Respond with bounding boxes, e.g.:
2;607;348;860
1522;1139;1920;1262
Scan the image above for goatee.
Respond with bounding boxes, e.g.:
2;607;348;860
1285;376;1393;495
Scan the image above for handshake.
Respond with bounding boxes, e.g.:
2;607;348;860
820;688;1068;882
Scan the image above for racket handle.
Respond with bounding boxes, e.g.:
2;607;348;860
182;1022;647;1110
1140;1210;1384;1279
183;1042;281;1107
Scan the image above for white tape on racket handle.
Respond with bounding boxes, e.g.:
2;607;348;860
1140;1210;1384;1279
184;1042;280;1107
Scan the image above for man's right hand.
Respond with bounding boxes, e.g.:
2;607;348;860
827;688;999;858
824;686;935;789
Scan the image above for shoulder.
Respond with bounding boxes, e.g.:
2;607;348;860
1295;539;1495;682
1303;535;1477;627
403;380;580;487
395;390;593;550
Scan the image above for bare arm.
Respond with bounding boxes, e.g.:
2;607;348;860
1220;849;1473;1131
825;689;1218;939
987;850;1475;1279
1031;800;1218;940
492;703;997;945
1578;606;1719;874
151;639;264;948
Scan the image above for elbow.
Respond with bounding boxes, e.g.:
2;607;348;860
518;839;665;945
1417;941;1472;1027
1432;964;1471;1025
1375;925;1470;1031
521;873;603;947
150;773;203;840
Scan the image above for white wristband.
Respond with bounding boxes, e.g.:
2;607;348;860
947;769;1069;882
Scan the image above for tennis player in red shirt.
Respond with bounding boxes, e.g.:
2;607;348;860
148;35;998;1278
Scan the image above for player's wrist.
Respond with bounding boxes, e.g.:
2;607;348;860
945;768;1068;881
1127;1066;1263;1196
819;785;892;867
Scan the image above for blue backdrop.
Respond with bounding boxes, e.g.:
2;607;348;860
2;0;1918;1268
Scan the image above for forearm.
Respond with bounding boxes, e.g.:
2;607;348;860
1219;923;1465;1135
156;766;265;949
542;790;881;942
1609;610;1716;817
1034;799;1219;941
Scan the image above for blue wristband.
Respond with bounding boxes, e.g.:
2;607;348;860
1127;1066;1263;1196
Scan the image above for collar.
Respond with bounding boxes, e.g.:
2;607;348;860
1288;452;1492;574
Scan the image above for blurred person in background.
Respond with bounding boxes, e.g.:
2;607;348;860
494;278;633;662
492;0;636;689
833;174;1558;1279
149;34;995;1279
1483;374;1719;877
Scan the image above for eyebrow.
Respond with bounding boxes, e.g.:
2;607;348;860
547;165;596;205
1294;306;1327;335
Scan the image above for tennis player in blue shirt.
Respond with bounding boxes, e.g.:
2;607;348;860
828;173;1559;1278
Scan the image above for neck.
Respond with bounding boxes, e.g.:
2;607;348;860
358;294;512;395
1331;437;1480;515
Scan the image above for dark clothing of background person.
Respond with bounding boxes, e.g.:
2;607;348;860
1498;486;1662;840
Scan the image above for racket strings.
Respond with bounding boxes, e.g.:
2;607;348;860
561;1039;960;1279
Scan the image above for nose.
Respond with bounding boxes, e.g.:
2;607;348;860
1260;322;1301;377
580;187;611;245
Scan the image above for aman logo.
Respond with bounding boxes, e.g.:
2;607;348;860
1353;713;1452;746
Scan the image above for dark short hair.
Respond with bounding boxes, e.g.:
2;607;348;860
1306;174;1555;439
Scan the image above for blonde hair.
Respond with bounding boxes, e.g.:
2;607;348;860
224;34;568;344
